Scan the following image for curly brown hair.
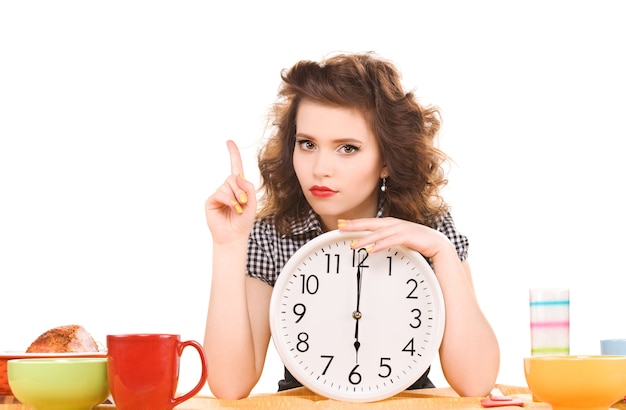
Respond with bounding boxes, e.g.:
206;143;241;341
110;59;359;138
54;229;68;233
257;52;450;234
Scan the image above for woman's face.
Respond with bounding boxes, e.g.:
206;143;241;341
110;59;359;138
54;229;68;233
293;99;387;231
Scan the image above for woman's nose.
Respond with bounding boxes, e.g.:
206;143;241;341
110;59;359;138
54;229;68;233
312;151;334;178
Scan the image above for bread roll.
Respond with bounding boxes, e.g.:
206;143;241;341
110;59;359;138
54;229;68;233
26;324;99;353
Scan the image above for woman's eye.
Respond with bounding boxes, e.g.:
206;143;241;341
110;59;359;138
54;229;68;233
296;139;316;151
340;144;360;154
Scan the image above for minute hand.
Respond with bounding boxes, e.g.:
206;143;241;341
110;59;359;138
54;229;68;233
353;250;365;362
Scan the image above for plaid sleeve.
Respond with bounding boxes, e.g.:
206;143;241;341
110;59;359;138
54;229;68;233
246;221;277;287
435;212;469;262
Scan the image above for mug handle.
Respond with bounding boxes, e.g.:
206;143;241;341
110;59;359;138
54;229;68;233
171;340;208;408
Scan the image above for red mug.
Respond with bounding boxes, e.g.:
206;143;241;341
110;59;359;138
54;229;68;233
106;334;208;410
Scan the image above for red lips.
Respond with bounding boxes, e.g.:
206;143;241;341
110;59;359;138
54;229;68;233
310;185;337;197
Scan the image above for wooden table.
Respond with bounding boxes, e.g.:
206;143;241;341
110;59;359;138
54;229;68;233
1;384;548;409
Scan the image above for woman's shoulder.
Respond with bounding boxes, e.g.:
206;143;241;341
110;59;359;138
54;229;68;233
253;209;322;239
433;211;469;261
252;215;277;231
249;216;281;245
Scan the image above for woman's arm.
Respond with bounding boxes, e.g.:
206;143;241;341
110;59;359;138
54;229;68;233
338;217;500;396
203;140;272;399
204;242;273;399
431;250;500;396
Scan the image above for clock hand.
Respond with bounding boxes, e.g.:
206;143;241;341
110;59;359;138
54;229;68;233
353;251;364;363
354;321;360;363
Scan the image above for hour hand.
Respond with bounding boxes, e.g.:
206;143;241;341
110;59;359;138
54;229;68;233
353;312;361;361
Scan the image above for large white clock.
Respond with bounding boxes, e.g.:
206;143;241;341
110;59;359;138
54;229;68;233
269;229;446;402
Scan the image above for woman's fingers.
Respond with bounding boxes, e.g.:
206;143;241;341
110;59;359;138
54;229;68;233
204;140;257;241
338;217;444;257
207;175;244;213
205;141;249;214
225;140;253;210
227;139;244;177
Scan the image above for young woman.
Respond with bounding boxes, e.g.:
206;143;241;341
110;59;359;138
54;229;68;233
204;52;499;399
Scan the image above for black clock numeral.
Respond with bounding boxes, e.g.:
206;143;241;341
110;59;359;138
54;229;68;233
352;248;369;268
348;364;362;385
406;278;419;299
378;357;392;378
299;274;319;294
387;256;393;275
402;338;416;356
325;253;340;273
410;308;422;329
320;355;334;375
293;303;306;323
296;332;309;352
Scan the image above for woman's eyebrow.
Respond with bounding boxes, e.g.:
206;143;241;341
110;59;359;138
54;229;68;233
295;133;363;145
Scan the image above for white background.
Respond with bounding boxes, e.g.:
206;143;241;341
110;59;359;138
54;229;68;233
1;0;625;397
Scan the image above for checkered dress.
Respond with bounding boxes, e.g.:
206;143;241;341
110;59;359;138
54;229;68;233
246;210;469;286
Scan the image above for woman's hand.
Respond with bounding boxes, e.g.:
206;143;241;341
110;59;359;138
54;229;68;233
338;217;454;260
205;140;257;244
340;216;500;396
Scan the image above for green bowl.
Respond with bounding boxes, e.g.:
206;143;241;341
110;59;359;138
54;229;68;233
8;358;109;410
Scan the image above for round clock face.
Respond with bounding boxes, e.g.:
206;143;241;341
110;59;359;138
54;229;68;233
269;230;445;402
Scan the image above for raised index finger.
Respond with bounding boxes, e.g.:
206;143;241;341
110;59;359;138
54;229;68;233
226;139;244;176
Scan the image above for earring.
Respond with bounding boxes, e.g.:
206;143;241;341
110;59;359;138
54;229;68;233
380;177;387;192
